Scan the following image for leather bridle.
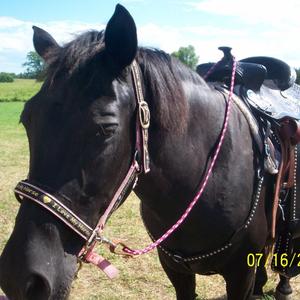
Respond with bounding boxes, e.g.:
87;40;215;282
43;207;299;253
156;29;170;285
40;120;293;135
14;60;150;279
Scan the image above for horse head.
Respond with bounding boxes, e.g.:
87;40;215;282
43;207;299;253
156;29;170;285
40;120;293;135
0;4;139;300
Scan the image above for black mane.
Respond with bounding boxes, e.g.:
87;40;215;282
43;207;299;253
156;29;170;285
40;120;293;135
45;31;105;80
45;30;205;132
137;48;202;133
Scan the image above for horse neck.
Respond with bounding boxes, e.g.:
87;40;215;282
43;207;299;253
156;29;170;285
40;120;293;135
147;78;228;158
137;79;229;203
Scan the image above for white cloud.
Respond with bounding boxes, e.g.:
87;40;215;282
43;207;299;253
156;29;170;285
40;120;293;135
138;22;300;69
187;0;300;27
185;26;300;69
1;9;300;73
0;17;105;72
0;17;104;51
0;16;26;28
138;23;184;53
180;0;300;67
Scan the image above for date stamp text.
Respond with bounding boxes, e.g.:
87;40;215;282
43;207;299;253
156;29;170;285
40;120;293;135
247;253;300;268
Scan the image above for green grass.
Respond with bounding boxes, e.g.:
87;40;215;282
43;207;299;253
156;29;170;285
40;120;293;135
0;79;42;102
0;103;28;251
0;102;299;299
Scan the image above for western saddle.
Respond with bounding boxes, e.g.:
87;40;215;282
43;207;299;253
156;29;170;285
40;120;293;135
197;47;300;277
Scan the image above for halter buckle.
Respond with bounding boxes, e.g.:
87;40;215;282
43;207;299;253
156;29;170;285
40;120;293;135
138;101;150;129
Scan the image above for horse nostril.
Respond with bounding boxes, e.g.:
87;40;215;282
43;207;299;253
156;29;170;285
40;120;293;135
25;273;51;300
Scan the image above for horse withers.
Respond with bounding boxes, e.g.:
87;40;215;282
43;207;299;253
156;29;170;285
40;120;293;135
0;4;296;300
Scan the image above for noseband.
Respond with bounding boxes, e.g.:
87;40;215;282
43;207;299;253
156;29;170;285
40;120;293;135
14;60;150;279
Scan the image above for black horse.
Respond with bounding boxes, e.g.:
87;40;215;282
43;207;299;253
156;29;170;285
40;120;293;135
0;4;298;300
255;256;296;300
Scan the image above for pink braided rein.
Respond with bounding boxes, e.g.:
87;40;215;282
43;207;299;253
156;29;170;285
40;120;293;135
123;57;237;256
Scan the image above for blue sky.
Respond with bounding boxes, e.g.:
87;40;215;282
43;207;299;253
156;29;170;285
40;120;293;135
1;0;300;73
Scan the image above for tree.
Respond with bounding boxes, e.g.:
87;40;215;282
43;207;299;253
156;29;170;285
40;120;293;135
171;45;199;70
22;51;45;80
0;72;14;82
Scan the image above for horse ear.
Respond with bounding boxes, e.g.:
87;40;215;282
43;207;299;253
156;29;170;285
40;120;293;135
104;4;137;70
32;26;59;61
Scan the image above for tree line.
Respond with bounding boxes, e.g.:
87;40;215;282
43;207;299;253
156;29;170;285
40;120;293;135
0;47;199;83
0;51;45;82
1;47;300;84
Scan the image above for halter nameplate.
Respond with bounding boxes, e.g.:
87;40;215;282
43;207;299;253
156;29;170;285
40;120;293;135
15;181;93;240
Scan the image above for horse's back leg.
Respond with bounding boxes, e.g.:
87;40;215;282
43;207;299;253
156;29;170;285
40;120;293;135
253;265;268;296
253;248;268;296
158;251;196;300
275;275;293;300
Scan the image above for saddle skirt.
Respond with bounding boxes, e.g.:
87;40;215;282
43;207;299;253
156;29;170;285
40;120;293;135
244;83;300;121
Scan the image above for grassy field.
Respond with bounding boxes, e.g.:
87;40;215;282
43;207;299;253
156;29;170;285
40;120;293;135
0;79;42;102
0;102;299;299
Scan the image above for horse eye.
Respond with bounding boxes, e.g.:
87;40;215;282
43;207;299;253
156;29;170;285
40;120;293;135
97;123;118;137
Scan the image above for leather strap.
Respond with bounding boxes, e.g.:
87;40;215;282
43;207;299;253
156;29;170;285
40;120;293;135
131;60;150;173
271;124;296;238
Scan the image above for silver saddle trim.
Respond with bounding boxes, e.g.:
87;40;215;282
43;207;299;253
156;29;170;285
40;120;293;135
246;83;300;120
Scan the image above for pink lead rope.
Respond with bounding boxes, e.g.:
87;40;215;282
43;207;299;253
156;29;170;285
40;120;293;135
123;57;237;256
